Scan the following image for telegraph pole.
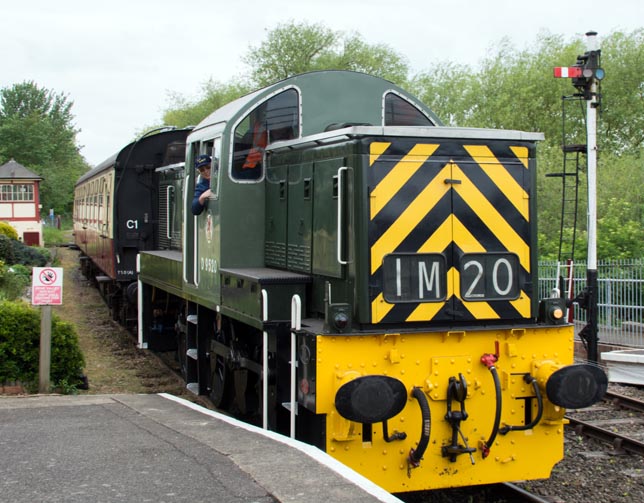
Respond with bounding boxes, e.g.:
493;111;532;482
554;31;604;362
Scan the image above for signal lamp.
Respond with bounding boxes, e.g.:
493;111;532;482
334;312;349;330
300;378;310;395
582;67;604;80
538;298;567;325
326;303;352;333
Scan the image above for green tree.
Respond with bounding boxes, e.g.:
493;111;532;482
0;81;89;215
162;79;252;129
599;29;644;154
243;21;409;87
161;22;410;130
597;199;644;259
411;30;644;259
410;31;583;140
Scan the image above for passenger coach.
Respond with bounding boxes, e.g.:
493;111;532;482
73;128;191;324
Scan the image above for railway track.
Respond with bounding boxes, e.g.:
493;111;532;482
604;390;644;413
565;390;644;456
398;482;563;503
500;483;562;503
566;416;644;456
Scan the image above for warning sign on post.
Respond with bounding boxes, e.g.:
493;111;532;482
32;267;63;306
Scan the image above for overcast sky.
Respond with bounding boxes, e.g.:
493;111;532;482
2;0;641;166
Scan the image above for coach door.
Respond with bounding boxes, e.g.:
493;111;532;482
368;139;534;325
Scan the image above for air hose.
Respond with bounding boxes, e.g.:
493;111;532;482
480;347;502;459
408;387;431;473
499;375;543;434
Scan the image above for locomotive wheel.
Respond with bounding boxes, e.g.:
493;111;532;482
209;318;233;409
233;368;260;418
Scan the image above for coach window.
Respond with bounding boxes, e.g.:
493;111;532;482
384;92;434;126
231;88;299;181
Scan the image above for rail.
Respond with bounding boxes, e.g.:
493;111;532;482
566;415;644;456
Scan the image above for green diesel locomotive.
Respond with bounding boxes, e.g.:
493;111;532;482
134;71;606;493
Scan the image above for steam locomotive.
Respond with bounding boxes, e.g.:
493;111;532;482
74;70;607;493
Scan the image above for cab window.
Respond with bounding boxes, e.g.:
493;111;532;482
384;92;434;126
232;88;299;181
191;140;219;186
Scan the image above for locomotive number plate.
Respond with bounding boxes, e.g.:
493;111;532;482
382;254;447;303
382;252;520;303
460;253;519;301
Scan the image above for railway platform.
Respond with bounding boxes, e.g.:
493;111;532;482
0;393;403;503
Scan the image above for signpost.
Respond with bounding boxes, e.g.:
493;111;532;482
32;266;63;393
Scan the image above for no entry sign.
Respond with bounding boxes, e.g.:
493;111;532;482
32;267;63;305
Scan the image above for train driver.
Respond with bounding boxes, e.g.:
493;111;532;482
192;154;212;215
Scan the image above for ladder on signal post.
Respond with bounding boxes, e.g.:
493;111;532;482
546;95;587;265
546;95;587;307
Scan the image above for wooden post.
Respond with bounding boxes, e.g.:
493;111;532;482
39;305;52;393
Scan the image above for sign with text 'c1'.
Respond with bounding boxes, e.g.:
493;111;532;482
32;267;63;306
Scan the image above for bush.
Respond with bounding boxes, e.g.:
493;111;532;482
0;221;19;240
0;234;49;267
0;300;85;391
0;262;31;301
0;235;15;264
13;242;49;266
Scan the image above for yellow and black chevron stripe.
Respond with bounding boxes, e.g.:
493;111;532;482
368;139;535;324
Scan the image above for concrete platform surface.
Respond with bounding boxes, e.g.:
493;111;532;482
0;393;403;503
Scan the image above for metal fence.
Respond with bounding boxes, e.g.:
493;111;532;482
539;259;644;347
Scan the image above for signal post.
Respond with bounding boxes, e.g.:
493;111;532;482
554;31;604;362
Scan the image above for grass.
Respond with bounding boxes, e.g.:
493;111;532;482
52;246;189;396
43;225;70;246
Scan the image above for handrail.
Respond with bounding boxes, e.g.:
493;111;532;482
290;294;302;438
337;166;349;265
193;215;199;285
262;289;268;430
136;253;145;349
166;185;174;239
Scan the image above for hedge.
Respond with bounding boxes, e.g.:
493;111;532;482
0;300;85;391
